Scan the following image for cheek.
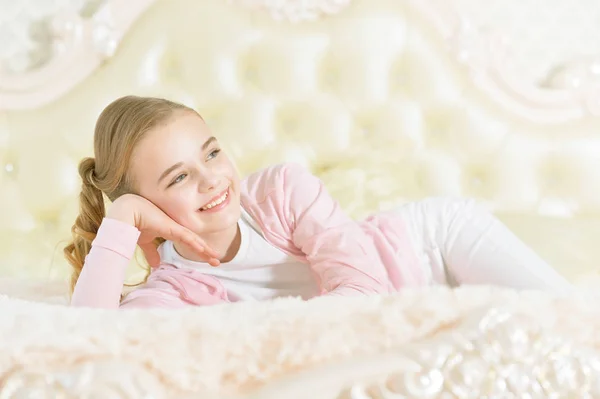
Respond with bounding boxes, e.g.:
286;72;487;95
159;190;198;219
220;157;239;183
215;153;234;171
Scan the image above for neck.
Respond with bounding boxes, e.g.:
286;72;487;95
174;223;241;263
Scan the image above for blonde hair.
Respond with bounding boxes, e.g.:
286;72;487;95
64;95;194;294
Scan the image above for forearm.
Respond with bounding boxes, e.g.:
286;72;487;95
302;230;392;296
71;218;140;308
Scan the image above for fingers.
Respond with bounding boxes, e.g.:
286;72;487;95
164;225;221;262
185;235;220;266
195;238;220;259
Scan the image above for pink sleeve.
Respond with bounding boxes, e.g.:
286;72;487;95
71;218;224;309
119;280;194;309
119;268;228;309
70;218;141;309
282;164;392;296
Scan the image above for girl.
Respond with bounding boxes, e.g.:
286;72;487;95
65;96;572;309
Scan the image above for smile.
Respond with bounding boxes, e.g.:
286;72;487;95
199;189;229;211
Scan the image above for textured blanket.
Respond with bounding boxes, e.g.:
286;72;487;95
1;285;599;398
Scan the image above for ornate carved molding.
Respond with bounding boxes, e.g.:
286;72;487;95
0;294;598;398
0;0;158;110
0;0;599;124
0;360;167;398
227;0;352;22
407;0;600;124
248;306;600;399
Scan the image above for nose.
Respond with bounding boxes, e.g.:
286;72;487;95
197;170;220;193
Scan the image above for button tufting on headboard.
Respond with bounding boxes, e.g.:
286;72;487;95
0;0;599;282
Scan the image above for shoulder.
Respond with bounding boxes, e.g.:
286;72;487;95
241;162;313;197
240;162;322;231
243;162;308;183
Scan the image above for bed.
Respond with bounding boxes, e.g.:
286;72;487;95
1;0;600;396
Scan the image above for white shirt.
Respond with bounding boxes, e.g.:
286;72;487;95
160;209;320;301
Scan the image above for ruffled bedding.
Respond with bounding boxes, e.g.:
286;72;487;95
1;283;599;398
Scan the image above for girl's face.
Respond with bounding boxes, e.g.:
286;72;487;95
129;111;241;237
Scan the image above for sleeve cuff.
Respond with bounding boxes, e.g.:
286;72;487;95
92;217;141;259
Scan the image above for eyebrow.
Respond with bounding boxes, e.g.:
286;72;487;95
157;136;218;184
202;136;217;151
157;162;184;184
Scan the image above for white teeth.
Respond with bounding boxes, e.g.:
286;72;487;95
201;191;228;210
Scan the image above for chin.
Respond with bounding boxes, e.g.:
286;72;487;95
195;206;241;234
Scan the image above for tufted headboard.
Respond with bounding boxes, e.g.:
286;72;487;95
1;0;599;286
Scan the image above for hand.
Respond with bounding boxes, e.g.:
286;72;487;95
106;194;220;268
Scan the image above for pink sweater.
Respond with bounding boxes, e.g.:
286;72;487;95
71;163;427;309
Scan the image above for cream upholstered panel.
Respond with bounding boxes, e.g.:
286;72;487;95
431;0;600;84
0;0;599;283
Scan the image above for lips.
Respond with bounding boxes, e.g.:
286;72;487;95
199;189;229;211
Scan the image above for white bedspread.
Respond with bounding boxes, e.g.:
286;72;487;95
1;285;599;398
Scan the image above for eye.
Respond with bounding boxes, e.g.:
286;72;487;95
207;148;221;161
169;173;187;187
